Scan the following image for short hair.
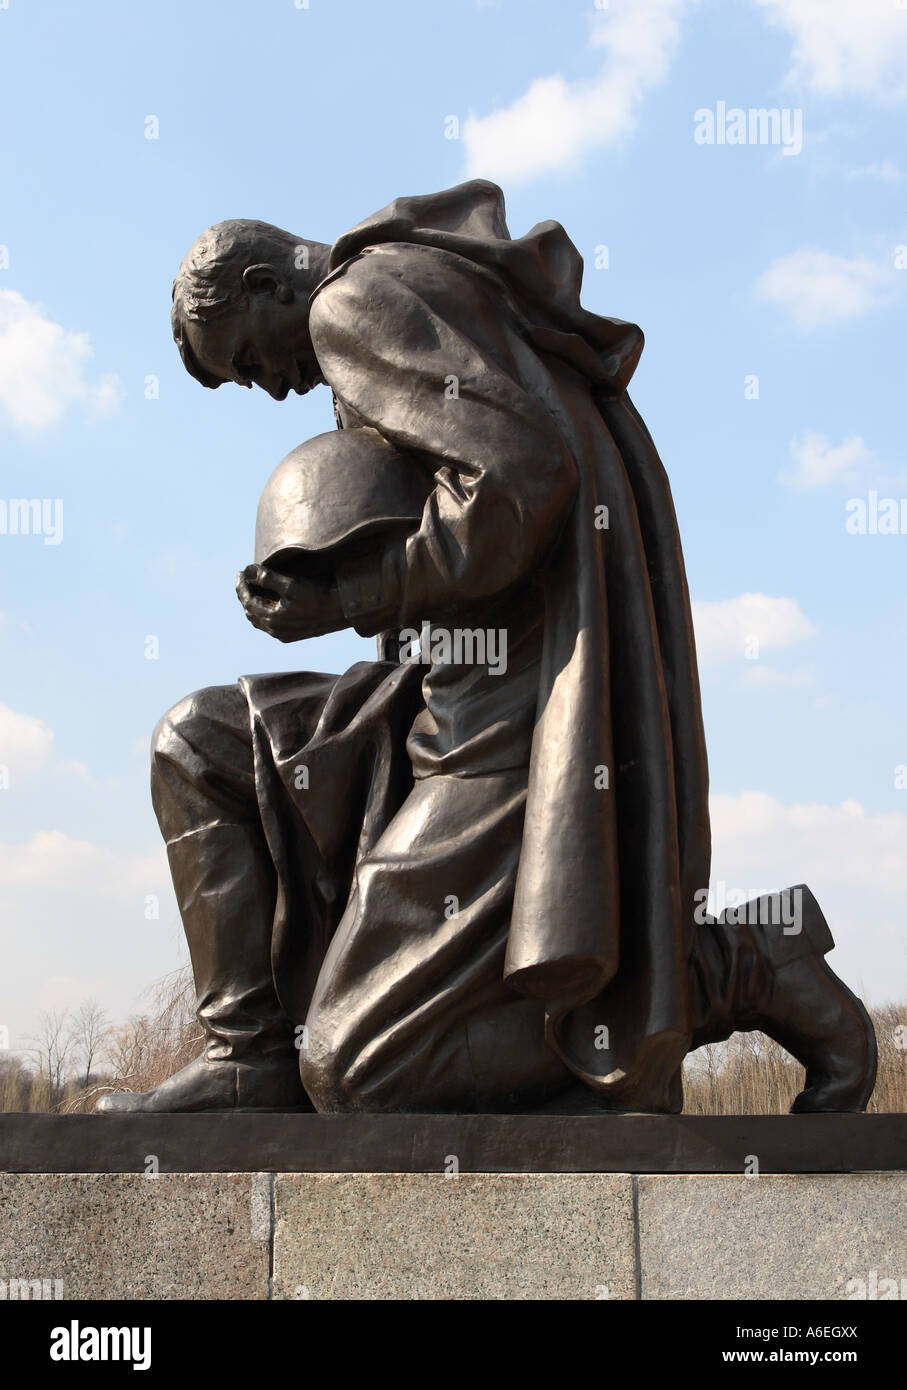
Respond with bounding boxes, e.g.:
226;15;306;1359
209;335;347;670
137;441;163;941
171;220;303;388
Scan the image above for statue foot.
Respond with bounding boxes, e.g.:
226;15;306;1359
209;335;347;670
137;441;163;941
751;954;877;1114
95;1054;310;1114
693;885;877;1112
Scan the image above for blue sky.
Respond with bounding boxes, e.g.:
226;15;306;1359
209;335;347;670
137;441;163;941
1;0;905;1048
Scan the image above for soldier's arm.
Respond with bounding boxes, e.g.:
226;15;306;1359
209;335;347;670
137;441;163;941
308;244;578;637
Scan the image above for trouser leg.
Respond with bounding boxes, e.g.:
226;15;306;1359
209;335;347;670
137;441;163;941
299;770;573;1113
150;684;296;1062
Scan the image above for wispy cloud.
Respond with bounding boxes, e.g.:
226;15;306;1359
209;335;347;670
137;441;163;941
847;160;901;183
693;594;816;667
754;249;893;329
782;431;877;491
755;0;907;101
710;790;907;1002
462;0;692;184
739;663;814;689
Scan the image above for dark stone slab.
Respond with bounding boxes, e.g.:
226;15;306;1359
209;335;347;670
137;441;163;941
0;1113;903;1174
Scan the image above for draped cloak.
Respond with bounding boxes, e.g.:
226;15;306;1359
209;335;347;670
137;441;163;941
242;180;711;1109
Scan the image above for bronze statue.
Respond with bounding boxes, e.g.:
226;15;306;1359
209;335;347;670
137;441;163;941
98;181;876;1116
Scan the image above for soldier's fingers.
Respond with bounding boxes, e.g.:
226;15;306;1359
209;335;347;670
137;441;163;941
245;563;293;597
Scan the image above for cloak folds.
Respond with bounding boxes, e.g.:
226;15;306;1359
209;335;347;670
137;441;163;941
253;181;711;1109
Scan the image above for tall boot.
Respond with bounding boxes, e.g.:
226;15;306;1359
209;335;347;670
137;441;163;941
689;884;877;1113
97;824;308;1113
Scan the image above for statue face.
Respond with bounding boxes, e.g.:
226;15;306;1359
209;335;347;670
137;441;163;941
183;294;324;400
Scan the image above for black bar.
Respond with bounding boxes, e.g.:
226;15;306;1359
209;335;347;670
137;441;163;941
0;1112;903;1173
5;1300;901;1375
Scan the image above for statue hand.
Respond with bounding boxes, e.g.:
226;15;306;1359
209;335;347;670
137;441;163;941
236;563;345;642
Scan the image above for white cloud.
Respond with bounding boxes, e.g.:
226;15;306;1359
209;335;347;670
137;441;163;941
0;289;121;430
754;249;893;329
0;704;100;787
0;703;54;779
782;431;876;490
693;594;816;666
462;0;691;184
739;664;814;689
55;759;92;781
755;0;907;101
711;793;905;895
0;830;164;897
709;791;907;1003
0;830;179;1049
37;974;112;1015
847;160;901;183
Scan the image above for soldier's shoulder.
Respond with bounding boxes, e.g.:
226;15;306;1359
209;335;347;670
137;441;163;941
316;241;471;309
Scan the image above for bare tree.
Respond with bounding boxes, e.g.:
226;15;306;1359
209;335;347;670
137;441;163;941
68;1000;109;1087
64;966;202;1114
27;1009;74;1105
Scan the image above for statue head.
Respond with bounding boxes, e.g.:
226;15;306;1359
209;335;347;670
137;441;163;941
171;220;332;399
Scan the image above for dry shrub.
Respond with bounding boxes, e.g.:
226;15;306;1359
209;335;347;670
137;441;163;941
682;1033;805;1114
681;1001;907;1114
62;967;203;1114
8;977;906;1115
0;1056;32;1112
